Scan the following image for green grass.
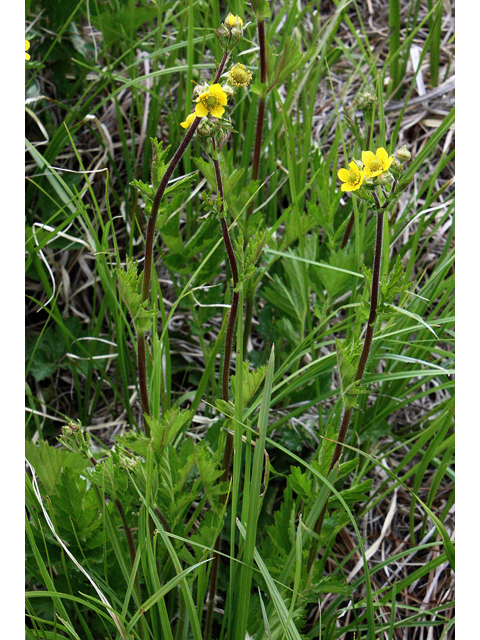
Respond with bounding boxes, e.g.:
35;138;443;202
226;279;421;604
26;1;454;639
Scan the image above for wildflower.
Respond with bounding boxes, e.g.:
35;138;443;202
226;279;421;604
228;63;252;88
361;147;394;178
338;161;365;192
195;84;228;118
180;113;198;129
25;39;31;60
224;13;243;29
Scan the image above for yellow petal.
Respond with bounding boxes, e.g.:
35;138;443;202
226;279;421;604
338;168;350;182
180;113;197;129
376;147;388;163
341;183;353;192
348;161;360;174
211;105;225;118
383;156;393;171
362;150;375;166
195;102;208;117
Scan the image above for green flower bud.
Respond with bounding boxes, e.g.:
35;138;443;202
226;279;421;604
196;119;216;139
355;86;377;119
395;145;411;163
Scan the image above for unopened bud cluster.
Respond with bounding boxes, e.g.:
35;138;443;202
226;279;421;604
217;13;245;51
58;420;92;458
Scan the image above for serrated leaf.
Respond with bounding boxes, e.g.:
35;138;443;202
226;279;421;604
215;398;234;417
150;138;170;190
380;255;410;303
231;361;267;406
289;465;314;501
86;453;129;502
25;439;90;495
130;178;154;201
264;482;295;562
328;479;373;511
48;468;103;547
336;338;358;409
116;257;155;333
145;407;194;454
310;574;354;596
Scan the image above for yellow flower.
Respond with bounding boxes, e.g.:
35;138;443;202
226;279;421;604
195;84;228;118
338;162;365;192
25;39;31;60
180;113;198;129
228;63;252;88
224;13;243;29
361;147;393;178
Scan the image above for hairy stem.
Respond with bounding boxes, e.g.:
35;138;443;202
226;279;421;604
341;210;355;249
203;151;240;640
243;18;267;358
307;209;385;571
136;52;230;422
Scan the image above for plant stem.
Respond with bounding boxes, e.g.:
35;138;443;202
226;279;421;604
243;17;267;358
115;499;141;597
341;210;355;249
307;208;385;571
136;52;230;423
203;149;240;640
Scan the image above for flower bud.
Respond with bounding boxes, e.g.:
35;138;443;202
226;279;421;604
395;145;411;163
355;86;377;119
193;83;207;100
224;13;243;30
196;119;216;139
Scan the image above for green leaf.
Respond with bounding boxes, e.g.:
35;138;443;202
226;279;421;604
48;468;104;549
336;338;366;409
230;361;267;407
145;407;194;454
25;439;90;495
116;257;156;333
289;465;314;501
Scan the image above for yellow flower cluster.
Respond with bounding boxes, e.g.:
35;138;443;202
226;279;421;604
338;147;393;192
25;39;31;60
180;83;229;129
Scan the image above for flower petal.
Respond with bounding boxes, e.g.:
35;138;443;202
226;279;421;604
338;168;350;182
195;103;208;117
362;150;375;166
383;156;393;171
376;147;388;163
348;161;359;174
211;105;225;118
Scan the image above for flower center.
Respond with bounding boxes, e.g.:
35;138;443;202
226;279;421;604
202;94;218;110
348;171;359;184
370;159;382;171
